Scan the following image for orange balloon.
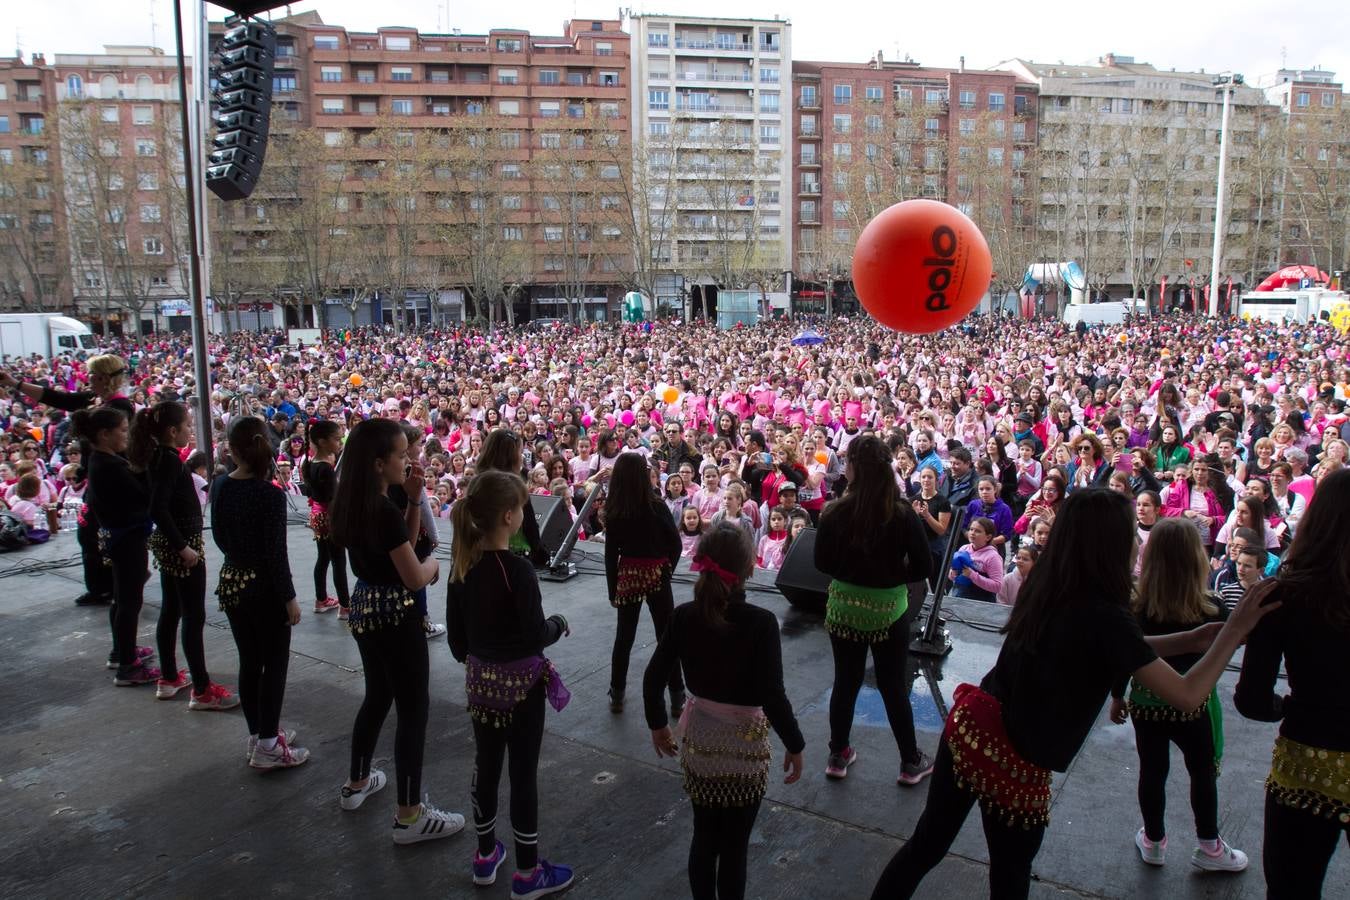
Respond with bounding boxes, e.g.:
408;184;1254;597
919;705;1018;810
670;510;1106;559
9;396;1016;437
814;451;829;465
348;373;364;387
851;199;992;334
662;387;679;405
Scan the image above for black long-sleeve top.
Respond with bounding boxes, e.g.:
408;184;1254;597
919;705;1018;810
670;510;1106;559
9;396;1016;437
1235;587;1350;751
446;549;565;663
303;459;337;505
813;498;931;588
604;498;681;600
642;597;805;754
1110;603;1227;700
210;475;296;606
85;449;149;530
147;444;202;551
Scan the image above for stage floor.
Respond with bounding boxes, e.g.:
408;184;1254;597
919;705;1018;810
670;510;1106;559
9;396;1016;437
2;509;1341;899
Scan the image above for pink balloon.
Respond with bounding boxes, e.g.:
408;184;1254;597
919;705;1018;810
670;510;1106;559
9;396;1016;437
582;415;594;428
620;410;635;426
605;414;616;428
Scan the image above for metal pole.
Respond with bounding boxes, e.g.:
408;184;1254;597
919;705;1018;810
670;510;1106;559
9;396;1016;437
1208;78;1234;317
173;0;214;459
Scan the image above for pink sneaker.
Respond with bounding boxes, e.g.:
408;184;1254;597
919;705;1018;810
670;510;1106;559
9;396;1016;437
155;669;192;700
189;682;241;711
114;663;162;686
314;597;340;614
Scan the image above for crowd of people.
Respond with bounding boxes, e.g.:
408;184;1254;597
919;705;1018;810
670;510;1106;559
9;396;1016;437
2;308;1349;899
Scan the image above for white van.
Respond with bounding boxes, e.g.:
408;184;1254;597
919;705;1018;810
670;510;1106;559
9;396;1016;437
1061;300;1144;327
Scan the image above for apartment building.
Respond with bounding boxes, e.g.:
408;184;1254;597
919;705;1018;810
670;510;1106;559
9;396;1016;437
791;55;1037;311
209;13;632;327
1261;68;1347;276
0;54;67;314
627;13;792;315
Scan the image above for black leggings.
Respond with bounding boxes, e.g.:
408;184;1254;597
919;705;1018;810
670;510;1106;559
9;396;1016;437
870;742;1046;899
156;559;210;693
350;616;430;806
689;801;762;900
77;517;112;598
611;578;683;698
108;538;148;672
1263;790;1350;900
1132;714;1218;842
313;537;350;606
828;609;921;764
225;601;292;740
471;682;546;870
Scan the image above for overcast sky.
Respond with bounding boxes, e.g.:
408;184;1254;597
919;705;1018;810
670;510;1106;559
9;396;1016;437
11;0;1348;89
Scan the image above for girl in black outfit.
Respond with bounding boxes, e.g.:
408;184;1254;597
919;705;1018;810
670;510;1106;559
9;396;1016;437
302;420;348;616
645;524;805;900
211;416;307;770
131;401;237;709
447;471;575;897
1236;468;1350;899
870;489;1276;900
73;406;157;686
603;453;683;715
330;418;464;844
1108;519;1245;871
2;358;133;607
815;435;933;785
478;429;549;565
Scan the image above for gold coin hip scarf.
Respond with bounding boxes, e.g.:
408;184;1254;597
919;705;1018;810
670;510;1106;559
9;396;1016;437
149;530;205;580
465;654;571;729
613;556;667;608
824;579;908;643
942;682;1053;830
1267;735;1350;824
347;580;417;634
216;562;258;613
676;695;772;809
308;503;330;541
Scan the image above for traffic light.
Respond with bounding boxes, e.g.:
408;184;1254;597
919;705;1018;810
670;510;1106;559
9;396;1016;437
206;18;276;201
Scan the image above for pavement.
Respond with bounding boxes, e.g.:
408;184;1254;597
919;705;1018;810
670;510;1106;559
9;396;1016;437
1;502;1345;899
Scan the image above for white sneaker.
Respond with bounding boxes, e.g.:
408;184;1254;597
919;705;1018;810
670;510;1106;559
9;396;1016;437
246;728;296;763
249;734;310;771
391;801;465;845
341;768;388;811
424;622;447;639
1135;827;1166;866
1191;838;1248;872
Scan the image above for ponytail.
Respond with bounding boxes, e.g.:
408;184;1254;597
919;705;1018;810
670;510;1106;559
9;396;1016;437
693;570;735;629
70;406;128;445
128;400;189;472
450;470;528;583
690;523;754;629
226;415;275;481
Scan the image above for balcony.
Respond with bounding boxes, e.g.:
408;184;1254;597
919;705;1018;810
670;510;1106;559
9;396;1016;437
798;97;821;111
676;100;755;114
799;181;821;195
799;156;821;168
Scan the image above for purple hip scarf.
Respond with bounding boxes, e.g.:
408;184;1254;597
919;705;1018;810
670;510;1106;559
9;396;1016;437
465;654;570;728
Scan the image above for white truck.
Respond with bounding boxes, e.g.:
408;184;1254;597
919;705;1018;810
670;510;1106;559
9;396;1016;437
1061;299;1148;327
0;314;98;361
1237;288;1349;324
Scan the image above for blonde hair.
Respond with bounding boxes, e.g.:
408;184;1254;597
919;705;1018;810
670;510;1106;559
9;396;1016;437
450;471;527;583
87;354;129;392
1134;518;1217;624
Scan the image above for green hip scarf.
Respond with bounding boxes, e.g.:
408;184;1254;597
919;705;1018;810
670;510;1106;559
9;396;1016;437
509;528;530;554
825;579;907;643
1128;681;1224;771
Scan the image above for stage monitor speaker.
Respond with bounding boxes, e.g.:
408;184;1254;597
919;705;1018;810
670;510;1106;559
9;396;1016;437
774;527;830;611
529;494;572;556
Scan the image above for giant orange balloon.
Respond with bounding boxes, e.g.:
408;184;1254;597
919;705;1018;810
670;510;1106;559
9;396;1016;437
851;199;992;334
662;387;679;405
348;373;364;387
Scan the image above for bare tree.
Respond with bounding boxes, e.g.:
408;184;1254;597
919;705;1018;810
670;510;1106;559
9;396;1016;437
595;121;681;313
1282;104;1350;275
0;146;64;311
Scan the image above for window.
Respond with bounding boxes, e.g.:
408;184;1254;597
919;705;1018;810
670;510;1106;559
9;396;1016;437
925;147;940;168
275;39;296;58
988;147;1004;165
137;172;159;191
832;200;850;219
143;237;164;255
391;66;414;82
540;195;561;210
132;106;153;125
1322;92;1337;107
273;73;297;93
430;102;450;116
801;145;817;164
600;71;619;86
497;69;518;85
322;98;344;114
140;204;161;223
101;106;120;123
800;85;817;107
84;272;102;289
1013;121;1027;141
498;100;520;115
465;101;483;115
323;131;343;147
565;71;586;86
989;118;1005;136
499;131;521;149
501;195;523;209
391;99;413;115
314;35;340;50
502;226;524;241
1119;98;1133;113
1012;149;1026;169
0;116;8;134
495;38;522;52
539;69;559;85
833;83;852;104
149;274;170;288
648;32;669;47
599;102;620;118
923;174;939;196
925;89;943;105
832;170;849;190
544;226;563;242
760;67;779;84
648;121;669;137
799;200;817;222
567;102;585;118
543;256;564;272
357;69;376;84
540;132;561;149
988;92;1005;112
1015;94;1028;114
539;101;560;118
864;114;882;134
832;142;852;161
925;118;940;138
958;118;975;135
384;36;412;51
135;139;156;157
894;86;912;105
500;164;522;179
958;146;973;162
958;90;976;110
1296;91;1310;107
358;100;378;115
596;42;613;56
66;74;83;98
760;124;780;144
1100;98;1114;113
600;164;620;179
760;93;779;112
833;113;851;134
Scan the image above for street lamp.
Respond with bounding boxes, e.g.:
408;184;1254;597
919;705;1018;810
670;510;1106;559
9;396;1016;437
1208;72;1243;316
